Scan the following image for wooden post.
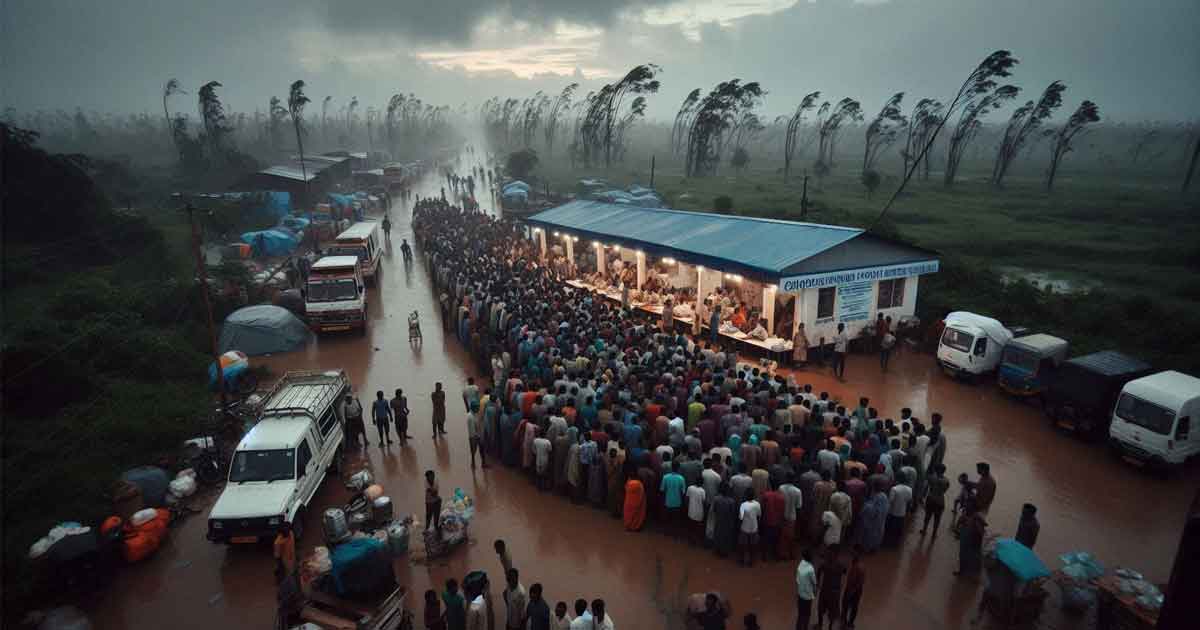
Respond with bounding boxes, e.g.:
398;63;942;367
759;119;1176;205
184;203;227;410
650;155;656;189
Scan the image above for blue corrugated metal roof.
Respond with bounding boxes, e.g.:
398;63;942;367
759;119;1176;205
527;200;864;280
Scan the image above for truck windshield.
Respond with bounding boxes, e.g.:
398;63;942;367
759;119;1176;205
229;449;295;482
1002;347;1038;373
306;278;358;302
941;328;973;353
327;245;367;260
1114;394;1175;435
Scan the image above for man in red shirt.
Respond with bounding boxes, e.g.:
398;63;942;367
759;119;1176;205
760;483;786;563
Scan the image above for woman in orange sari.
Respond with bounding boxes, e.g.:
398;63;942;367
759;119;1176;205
623;478;647;531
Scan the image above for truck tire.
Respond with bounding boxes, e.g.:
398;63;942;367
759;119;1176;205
327;445;344;475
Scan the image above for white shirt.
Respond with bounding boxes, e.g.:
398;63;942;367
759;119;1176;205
834;332;848;353
569;611;593;630
701;468;723;505
781;483;804;521
822;510;842;545
889;484;914;517
686;485;707;521
739;500;761;534
593;613;615;630
533;437;553;471
817;449;840;475
796;560;817;599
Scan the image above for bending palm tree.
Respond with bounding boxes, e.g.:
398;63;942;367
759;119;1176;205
288;80;311;202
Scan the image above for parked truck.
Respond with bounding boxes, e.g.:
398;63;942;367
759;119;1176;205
207;370;349;544
305;256;368;333
997;333;1069;397
937;311;1014;380
1042;351;1152;441
1110;371;1200;469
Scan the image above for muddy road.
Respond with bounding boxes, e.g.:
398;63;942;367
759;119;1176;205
82;152;1196;630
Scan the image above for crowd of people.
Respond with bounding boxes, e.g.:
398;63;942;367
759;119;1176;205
401;198;1035;629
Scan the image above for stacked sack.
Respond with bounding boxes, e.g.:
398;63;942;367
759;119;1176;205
28;523;92;560
164;469;197;505
121;508;171;563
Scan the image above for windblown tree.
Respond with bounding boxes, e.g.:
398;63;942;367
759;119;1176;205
387;93;404;156
862;92;907;173
267;96;288;151
197;81;231;161
992;80;1066;186
944;83;1020;187
600;64;661;167
901;99;943;180
612;96;649;162
345;96;359;145
670;89;702;157
543;83;577;158
1184;122;1200;194
1045;100;1100;191
321;96;333;144
869;50;1019;229
815;97;862;173
288;80;311;196
520;92;548;148
684;79;766;177
162;78;186;153
781;91;820;181
728;111;764;159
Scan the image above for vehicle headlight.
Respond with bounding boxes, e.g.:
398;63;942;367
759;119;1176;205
212;521;224;529
268;516;281;526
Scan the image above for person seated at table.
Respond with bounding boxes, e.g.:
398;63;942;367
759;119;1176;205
749;318;769;340
731;305;749;331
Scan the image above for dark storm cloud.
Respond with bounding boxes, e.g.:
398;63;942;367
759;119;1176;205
322;0;672;42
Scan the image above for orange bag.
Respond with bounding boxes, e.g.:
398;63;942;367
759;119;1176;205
122;531;158;563
101;516;123;536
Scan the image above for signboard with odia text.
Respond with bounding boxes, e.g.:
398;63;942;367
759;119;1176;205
779;260;939;292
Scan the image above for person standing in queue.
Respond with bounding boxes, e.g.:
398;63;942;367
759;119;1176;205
424;470;442;533
525;583;550;630
468;402;487;469
432;382;448;438
372;390;393;446
273;521;296;583
342;392;368;448
443;578;467;630
815;546;845;630
832;323;848;380
841;547;866;629
382;214;392;240
502;568;528;630
795;548;817;630
975;462;996;516
391;388;411;446
1016;503;1040;549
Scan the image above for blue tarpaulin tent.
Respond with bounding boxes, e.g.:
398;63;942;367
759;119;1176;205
241;229;299;256
328;193;355;210
261;191;291;219
503;181;531;193
218;305;314;356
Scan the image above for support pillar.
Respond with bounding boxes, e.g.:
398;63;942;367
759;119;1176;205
565;236;575;277
636;251;646;290
537;228;547;263
763;284;777;336
595;243;605;278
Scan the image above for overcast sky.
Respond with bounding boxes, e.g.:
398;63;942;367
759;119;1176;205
3;0;1198;122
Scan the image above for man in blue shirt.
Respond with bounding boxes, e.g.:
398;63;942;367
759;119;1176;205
371;390;393;445
660;461;687;535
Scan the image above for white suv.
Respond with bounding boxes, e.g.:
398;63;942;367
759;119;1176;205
207;370;348;544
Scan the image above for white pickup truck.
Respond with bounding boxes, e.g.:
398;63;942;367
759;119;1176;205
207;370;349;544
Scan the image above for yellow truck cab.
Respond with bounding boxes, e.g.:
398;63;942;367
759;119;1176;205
305;256;367;333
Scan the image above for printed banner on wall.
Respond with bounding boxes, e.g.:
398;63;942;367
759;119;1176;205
837;281;872;323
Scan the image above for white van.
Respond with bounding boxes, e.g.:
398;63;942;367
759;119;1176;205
1109;370;1200;468
207;370;349;544
327;221;383;283
937;311;1014;379
305;256;368;333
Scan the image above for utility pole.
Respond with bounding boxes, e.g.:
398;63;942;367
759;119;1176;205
800;173;811;221
183;202;227;411
649;155;656;189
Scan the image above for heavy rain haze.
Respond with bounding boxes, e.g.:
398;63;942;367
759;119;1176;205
5;2;1200;630
3;0;1199;120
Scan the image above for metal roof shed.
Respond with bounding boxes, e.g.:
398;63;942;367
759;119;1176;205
526;200;938;285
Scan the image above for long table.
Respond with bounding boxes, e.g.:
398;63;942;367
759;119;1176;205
563;279;794;361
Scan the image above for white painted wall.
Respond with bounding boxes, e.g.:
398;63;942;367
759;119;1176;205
788;274;922;348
